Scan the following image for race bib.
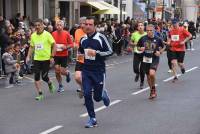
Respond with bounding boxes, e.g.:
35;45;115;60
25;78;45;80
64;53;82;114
171;35;179;41
84;49;96;60
35;43;44;50
56;44;64;51
143;56;152;63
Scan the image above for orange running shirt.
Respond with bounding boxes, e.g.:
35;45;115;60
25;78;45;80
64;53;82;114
75;28;86;47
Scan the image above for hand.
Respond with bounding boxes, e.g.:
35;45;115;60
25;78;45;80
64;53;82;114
15;63;20;69
155;51;161;56
26;57;30;64
61;45;67;50
139;47;145;52
50;58;54;64
180;41;185;45
86;49;96;56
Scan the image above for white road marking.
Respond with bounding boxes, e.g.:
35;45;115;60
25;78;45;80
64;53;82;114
163;74;181;82
80;100;122;118
40;125;63;134
5;85;14;89
185;66;198;73
163;66;199;82
132;84;158;95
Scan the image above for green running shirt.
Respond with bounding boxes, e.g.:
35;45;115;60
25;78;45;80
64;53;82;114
31;30;55;61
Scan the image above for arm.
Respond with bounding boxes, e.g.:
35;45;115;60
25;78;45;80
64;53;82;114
180;29;192;45
26;45;33;63
137;37;145;52
96;34;113;57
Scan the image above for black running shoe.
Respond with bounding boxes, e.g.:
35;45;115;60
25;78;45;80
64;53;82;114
135;74;139;82
172;76;178;83
181;68;185;74
140;82;144;89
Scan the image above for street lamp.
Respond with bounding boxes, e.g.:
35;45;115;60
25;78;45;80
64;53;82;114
120;0;122;22
161;0;165;21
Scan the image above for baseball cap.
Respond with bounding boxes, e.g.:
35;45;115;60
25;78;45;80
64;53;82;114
172;19;178;25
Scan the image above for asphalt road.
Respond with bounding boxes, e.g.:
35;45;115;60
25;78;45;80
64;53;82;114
0;36;200;134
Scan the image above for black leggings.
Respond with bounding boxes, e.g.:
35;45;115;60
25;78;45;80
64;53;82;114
167;50;172;70
33;60;50;82
133;53;145;83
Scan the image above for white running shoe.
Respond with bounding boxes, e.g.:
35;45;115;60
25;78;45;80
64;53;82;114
168;69;172;73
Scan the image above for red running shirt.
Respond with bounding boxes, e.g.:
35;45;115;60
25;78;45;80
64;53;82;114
52;30;73;56
169;27;191;52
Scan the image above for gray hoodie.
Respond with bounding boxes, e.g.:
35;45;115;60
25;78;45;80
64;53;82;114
2;52;17;73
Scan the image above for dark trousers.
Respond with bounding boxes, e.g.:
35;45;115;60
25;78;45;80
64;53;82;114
82;70;105;118
133;53;145;83
167;50;172;70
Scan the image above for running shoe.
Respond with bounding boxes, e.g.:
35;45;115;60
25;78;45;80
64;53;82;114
149;89;157;100
181;68;185;74
172;76;178;83
35;95;44;101
140;82;144;89
48;83;55;93
85;118;98;128
76;89;84;99
57;85;64;93
102;90;110;106
168;69;172;73
66;71;71;83
135;74;139;82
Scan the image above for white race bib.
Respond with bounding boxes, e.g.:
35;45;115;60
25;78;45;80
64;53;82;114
84;49;96;60
56;44;64;51
35;43;44;50
143;56;152;63
171;35;179;41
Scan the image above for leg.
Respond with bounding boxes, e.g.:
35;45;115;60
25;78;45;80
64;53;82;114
33;61;42;94
133;53;140;82
167;50;172;70
93;73;104;102
82;71;95;118
148;69;157;99
41;61;55;93
177;51;185;74
55;65;62;85
139;55;145;88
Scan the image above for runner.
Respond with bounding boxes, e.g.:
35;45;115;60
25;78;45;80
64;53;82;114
52;20;73;92
26;19;56;100
138;24;165;99
74;17;86;98
78;16;112;128
130;21;147;89
168;19;192;82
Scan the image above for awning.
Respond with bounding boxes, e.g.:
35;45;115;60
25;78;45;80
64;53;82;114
87;1;109;10
93;9;127;15
87;1;127;15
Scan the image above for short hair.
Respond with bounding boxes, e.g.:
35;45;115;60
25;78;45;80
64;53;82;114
56;20;64;27
79;17;86;23
146;24;155;29
34;18;43;24
86;16;97;26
